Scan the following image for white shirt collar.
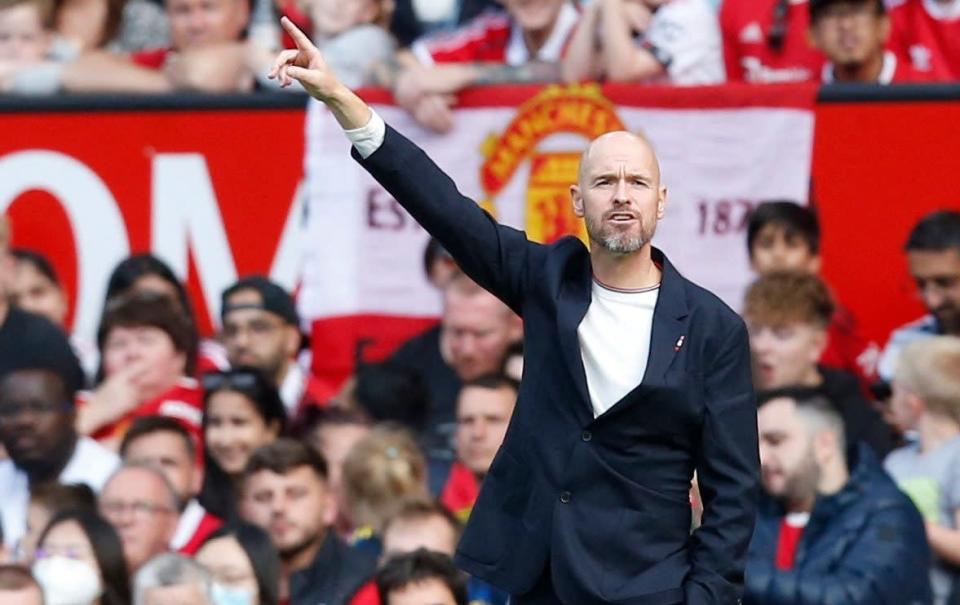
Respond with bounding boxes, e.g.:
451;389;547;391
279;363;305;416
822;50;897;84
922;0;960;20
170;499;204;550
506;2;579;66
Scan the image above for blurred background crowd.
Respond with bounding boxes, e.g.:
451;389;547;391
1;201;960;604
0;0;957;127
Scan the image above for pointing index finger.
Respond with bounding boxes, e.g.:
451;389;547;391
281;16;316;53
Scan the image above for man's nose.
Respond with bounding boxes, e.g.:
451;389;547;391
613;178;630;203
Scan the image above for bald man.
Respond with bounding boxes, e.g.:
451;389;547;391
274;17;759;605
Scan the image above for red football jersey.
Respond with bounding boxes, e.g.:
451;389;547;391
887;0;960;80
84;378;204;445
819;50;932;83
130;48;172;70
720;0;825;82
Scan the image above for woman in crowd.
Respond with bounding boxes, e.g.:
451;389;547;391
104;254;227;375
77;291;202;449
18;483;95;564
341;424;430;554
200;368;287;519
33;509;131;605
196;522;281;605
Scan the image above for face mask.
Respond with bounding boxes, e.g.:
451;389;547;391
33;556;103;605
211;582;256;605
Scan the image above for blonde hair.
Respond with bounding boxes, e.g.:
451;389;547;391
896;336;960;421
341;424;429;533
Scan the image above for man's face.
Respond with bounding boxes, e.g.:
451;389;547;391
240;466;333;561
908;248;960;335
501;0;564;33
144;583;211;605
221;290;299;382
382;515;458;559
0;370;75;478
455;385;515;476
307;0;378;37
746;319;826;389
441;291;520;381
571;132;666;256
167;0;249;50
386;578;458;605
809;1;888;68
123;431;199;505
0;4;50;63
99;468;179;572
10;259;67;326
749;224;820;275
757;397;820;503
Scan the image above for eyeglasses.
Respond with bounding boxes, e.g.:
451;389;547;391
0;401;72;420
99;499;175;518
35;543;94;561
201;371;260;392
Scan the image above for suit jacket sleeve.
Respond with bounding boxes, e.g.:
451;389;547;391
685;320;760;604
352;124;542;314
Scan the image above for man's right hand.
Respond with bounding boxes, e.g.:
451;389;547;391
270;17;372;130
269;16;342;102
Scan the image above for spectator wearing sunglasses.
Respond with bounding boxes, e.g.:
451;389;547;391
0;323;118;554
33;509;131;605
199;368;287;521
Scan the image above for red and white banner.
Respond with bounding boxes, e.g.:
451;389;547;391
302;83;816;383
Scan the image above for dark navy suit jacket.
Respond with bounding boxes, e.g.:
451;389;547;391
353;125;760;605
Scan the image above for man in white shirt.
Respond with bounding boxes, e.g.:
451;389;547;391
271;22;758;603
0;336;119;552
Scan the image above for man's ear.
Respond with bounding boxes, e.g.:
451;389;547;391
657;185;668;219
570;184;585;218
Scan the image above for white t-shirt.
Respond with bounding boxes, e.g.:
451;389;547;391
578;280;659;418
0;437;119;550
640;0;726;85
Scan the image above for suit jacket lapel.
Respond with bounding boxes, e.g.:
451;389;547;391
556;249;594;423
641;250;690;385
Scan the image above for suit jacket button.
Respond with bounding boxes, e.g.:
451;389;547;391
581;431;592;442
559;491;571;503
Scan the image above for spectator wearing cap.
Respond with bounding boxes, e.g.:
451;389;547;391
808;0;926;83
77;291;203;450
0;295;119;553
120;416;223;556
221;275;333;421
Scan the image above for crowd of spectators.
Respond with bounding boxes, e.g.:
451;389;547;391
0;0;957;122
2;196;960;604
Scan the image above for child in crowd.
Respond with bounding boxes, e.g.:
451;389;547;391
885;336;960;605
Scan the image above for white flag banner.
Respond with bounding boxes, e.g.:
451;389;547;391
301;84;815;354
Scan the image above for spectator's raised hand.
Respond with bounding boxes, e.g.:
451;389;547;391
269;16;341;101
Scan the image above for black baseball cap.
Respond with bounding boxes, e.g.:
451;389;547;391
221;275;300;326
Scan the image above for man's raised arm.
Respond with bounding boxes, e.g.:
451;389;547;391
274;18;541;312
